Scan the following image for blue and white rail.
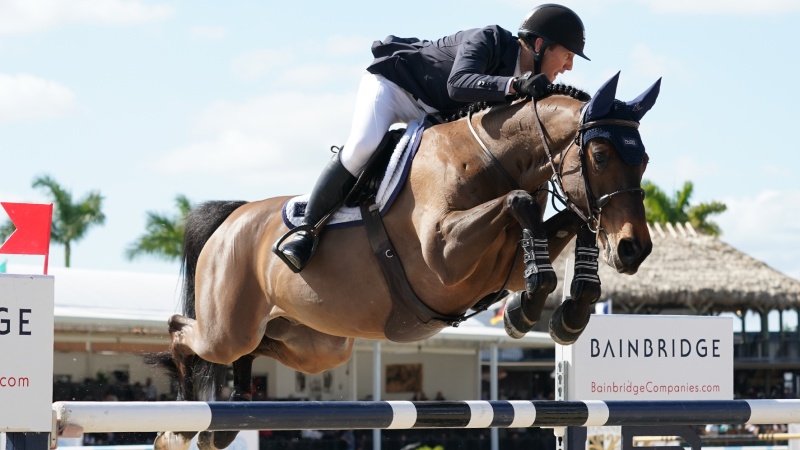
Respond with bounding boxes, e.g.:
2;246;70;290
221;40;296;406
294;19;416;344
53;399;800;434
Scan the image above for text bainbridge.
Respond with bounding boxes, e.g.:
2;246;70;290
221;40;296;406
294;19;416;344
590;338;722;358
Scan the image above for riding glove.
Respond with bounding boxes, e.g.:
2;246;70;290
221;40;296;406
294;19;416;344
513;72;550;99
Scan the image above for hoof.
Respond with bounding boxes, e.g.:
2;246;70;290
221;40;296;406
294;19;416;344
503;291;535;339
154;431;192;450
210;431;239;450
197;430;239;450
548;300;590;345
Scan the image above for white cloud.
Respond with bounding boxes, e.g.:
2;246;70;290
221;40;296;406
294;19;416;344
231;48;297;81
323;35;371;57
716;189;800;279
154;130;282;174
636;0;800;14
275;63;365;89
630;44;688;82
231;35;370;82
0;73;76;121
154;91;355;189
645;155;720;188
0;0;174;34
760;164;792;179
189;25;227;41
0;191;40;203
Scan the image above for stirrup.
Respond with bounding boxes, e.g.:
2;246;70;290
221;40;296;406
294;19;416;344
272;224;318;273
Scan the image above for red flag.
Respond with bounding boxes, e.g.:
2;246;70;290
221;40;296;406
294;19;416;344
0;202;53;274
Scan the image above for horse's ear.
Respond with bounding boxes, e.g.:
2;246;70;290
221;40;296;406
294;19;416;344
626;78;662;121
586;71;620;119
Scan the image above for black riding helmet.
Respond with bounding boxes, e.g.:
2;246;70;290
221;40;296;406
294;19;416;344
518;3;590;70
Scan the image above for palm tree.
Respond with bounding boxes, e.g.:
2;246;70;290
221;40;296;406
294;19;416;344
6;175;107;267
0;221;14;242
642;180;727;236
125;195;192;262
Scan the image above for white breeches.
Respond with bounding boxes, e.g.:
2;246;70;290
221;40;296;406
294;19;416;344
339;73;434;175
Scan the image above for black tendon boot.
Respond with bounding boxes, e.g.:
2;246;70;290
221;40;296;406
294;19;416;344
503;228;557;339
276;154;356;272
548;224;601;345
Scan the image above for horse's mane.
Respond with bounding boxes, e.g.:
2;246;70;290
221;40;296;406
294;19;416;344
443;84;591;123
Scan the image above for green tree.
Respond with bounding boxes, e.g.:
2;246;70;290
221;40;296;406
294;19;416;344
0;221;14;242
125;195;192;262
642;180;727;236
0;175;106;266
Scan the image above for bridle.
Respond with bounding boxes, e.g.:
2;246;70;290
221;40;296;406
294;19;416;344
466;97;645;235
461;97;645;315
530;99;645;233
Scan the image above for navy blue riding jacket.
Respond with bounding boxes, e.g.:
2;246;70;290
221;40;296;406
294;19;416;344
366;25;521;115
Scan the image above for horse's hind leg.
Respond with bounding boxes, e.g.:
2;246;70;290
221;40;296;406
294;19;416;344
198;355;256;450
502;190;558;338
253;318;354;374
549;223;602;345
160;316;237;450
230;354;255;401
154;351;200;450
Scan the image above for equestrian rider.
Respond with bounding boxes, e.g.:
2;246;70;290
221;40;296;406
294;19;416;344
277;3;590;272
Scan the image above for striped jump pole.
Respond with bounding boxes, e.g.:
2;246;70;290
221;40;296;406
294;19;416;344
54;399;800;435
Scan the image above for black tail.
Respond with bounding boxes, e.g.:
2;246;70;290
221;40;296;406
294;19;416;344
150;200;248;401
182;200;247;400
181;200;248;319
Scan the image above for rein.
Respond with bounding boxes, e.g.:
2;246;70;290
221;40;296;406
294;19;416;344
467;108;520;191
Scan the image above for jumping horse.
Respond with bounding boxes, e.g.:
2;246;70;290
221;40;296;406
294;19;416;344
154;72;661;450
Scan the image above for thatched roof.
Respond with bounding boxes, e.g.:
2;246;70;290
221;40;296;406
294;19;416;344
544;222;800;314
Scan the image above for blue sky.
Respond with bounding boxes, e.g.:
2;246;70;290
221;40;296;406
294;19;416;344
1;0;799;287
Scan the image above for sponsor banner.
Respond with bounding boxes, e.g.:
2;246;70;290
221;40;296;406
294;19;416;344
558;314;733;400
0;275;54;432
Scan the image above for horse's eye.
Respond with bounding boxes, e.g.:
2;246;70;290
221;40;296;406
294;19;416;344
593;150;608;167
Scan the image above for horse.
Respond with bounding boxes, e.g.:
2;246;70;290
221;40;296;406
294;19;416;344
154;72;661;450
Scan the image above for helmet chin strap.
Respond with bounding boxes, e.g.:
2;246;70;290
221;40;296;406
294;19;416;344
529;37;550;76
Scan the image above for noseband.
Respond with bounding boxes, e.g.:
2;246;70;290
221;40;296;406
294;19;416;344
530;99;645;233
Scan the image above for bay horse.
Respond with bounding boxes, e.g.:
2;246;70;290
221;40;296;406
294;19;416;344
155;72;661;450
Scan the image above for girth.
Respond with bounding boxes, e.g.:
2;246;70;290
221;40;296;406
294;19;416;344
359;197;463;342
349;123;465;342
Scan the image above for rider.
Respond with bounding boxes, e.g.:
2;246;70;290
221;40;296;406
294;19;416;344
277;3;590;272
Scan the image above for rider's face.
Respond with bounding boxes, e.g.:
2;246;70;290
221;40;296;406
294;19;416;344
538;43;575;82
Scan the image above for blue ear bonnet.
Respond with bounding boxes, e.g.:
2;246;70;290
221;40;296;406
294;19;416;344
582;100;645;166
580;73;660;166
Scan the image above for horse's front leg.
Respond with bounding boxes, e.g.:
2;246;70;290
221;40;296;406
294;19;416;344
420;195;517;286
543;209;583;258
549;223;602;345
501;190;558;339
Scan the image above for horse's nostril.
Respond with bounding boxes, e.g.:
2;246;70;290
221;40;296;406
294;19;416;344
618;238;641;264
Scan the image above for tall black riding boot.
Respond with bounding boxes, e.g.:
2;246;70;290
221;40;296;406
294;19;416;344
277;154;356;272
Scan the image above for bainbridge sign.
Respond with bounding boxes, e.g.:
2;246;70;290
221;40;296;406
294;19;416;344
558;314;733;401
0;275;54;432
